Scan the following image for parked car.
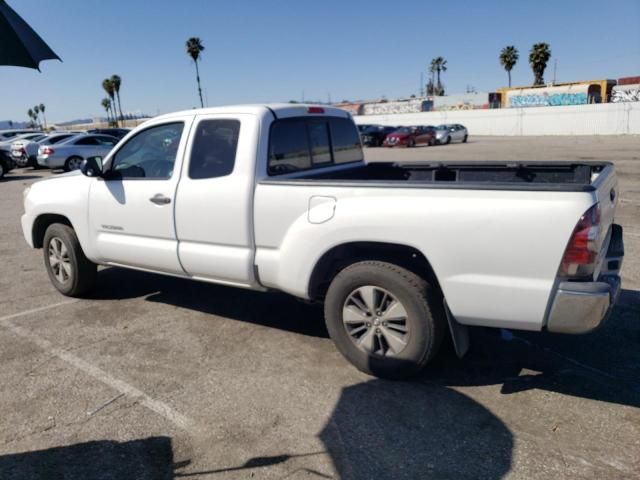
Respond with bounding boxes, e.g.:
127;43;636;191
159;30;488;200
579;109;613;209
435;124;468;144
356;124;373;133
0;132;46;154
0;129;37;141
21;104;624;379
37;134;119;171
0;150;15;179
12;132;79;168
360;125;398;147
383;126;436;147
87;128;131;139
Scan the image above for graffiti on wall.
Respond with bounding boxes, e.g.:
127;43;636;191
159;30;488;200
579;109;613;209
612;89;640;103
509;92;588;107
363;100;431;115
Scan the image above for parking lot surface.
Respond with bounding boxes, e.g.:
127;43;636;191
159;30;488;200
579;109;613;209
1;136;639;479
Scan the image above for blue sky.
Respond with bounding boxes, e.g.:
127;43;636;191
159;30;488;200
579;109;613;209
2;0;639;122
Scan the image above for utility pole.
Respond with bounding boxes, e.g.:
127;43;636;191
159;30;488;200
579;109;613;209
553;59;557;84
420;72;424;97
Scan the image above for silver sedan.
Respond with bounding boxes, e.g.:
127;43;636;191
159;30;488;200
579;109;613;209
434;124;468;145
37;134;119;171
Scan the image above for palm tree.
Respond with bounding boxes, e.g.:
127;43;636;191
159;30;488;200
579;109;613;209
499;46;519;88
433;57;447;95
427;59;439;95
110;74;124;124
102;78;118;126
101;98;113;125
27;108;34;128
39;103;47;129
34;105;41;128
186;37;205;108
529;43;551;86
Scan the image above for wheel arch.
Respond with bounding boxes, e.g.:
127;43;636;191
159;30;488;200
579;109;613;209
308;241;441;301
32;214;74;248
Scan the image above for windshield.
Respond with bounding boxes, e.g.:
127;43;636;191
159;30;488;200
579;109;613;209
393;127;411;134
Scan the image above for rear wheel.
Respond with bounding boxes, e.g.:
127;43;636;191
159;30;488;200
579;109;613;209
428;138;435;146
43;223;97;297
445;136;451;145
407;138;416;148
463;134;468;143
324;261;446;379
0;161;5;180
64;156;84;172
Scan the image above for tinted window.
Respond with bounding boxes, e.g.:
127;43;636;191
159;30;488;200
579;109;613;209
308;121;331;164
75;136;99;145
329;118;362;164
95;135;118;145
269;120;312;175
111;122;184;179
189;119;240;179
46;135;74;144
268;117;362;175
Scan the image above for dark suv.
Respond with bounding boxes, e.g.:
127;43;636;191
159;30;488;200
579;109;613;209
360;125;398;147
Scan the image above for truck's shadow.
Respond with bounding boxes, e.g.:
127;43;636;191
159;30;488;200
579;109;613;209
0;383;515;479
94;267;640;408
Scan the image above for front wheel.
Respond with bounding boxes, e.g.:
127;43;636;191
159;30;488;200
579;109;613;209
407;138;416;148
324;261;445;379
445;136;451;145
43;223;97;297
463;134;468;143
0;161;5;180
64;156;84;172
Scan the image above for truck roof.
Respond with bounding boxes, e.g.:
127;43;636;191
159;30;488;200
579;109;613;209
153;103;351;122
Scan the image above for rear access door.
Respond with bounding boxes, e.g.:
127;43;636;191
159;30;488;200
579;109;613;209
174;113;260;288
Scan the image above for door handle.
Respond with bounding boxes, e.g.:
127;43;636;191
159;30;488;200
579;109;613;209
149;194;171;205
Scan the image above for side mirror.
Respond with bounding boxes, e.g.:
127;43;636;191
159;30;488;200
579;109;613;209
81;156;103;178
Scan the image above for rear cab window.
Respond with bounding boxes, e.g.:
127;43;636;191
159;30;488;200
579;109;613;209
268;116;362;176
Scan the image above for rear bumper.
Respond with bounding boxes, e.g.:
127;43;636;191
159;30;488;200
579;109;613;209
547;224;624;334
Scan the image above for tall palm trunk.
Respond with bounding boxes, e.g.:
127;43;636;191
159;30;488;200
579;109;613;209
508;70;511;88
194;59;204;108
116;92;124;126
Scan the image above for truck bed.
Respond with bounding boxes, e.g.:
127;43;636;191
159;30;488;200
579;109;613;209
269;161;612;192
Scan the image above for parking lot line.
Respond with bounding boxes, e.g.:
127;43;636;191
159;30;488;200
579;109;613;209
0;300;196;433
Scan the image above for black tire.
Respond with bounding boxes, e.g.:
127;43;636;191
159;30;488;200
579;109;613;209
64;156;84;172
428;138;435;146
0;160;5;180
463;135;468;143
43;223;97;297
324;261;446;379
445;136;451;145
407;138;416;148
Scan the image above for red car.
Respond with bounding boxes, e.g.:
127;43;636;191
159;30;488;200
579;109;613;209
383;126;436;147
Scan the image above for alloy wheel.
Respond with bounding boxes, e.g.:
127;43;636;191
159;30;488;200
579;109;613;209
48;237;72;284
342;286;410;357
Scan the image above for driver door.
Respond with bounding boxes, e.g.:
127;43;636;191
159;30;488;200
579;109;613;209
88;117;193;273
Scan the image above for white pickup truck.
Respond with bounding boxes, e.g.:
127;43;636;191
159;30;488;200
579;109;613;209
21;104;624;378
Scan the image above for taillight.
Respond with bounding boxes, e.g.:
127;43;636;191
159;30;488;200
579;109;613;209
307;106;325;114
42;147;54;155
559;203;601;277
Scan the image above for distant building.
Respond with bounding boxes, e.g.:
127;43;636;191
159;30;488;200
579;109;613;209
612;76;640;103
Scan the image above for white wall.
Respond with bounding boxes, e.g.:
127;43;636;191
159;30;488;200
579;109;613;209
354;102;640;136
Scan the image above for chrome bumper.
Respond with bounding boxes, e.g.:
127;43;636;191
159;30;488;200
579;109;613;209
547;224;624;334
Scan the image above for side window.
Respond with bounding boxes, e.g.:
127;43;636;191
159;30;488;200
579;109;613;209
110;122;184;179
75;137;99;146
189;119;240;179
96;136;117;146
329;117;363;164
268;120;311;175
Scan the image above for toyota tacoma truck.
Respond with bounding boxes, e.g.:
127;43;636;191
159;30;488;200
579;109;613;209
21;104;624;378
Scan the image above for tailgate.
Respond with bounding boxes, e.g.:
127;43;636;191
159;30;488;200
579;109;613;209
592;165;620;275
